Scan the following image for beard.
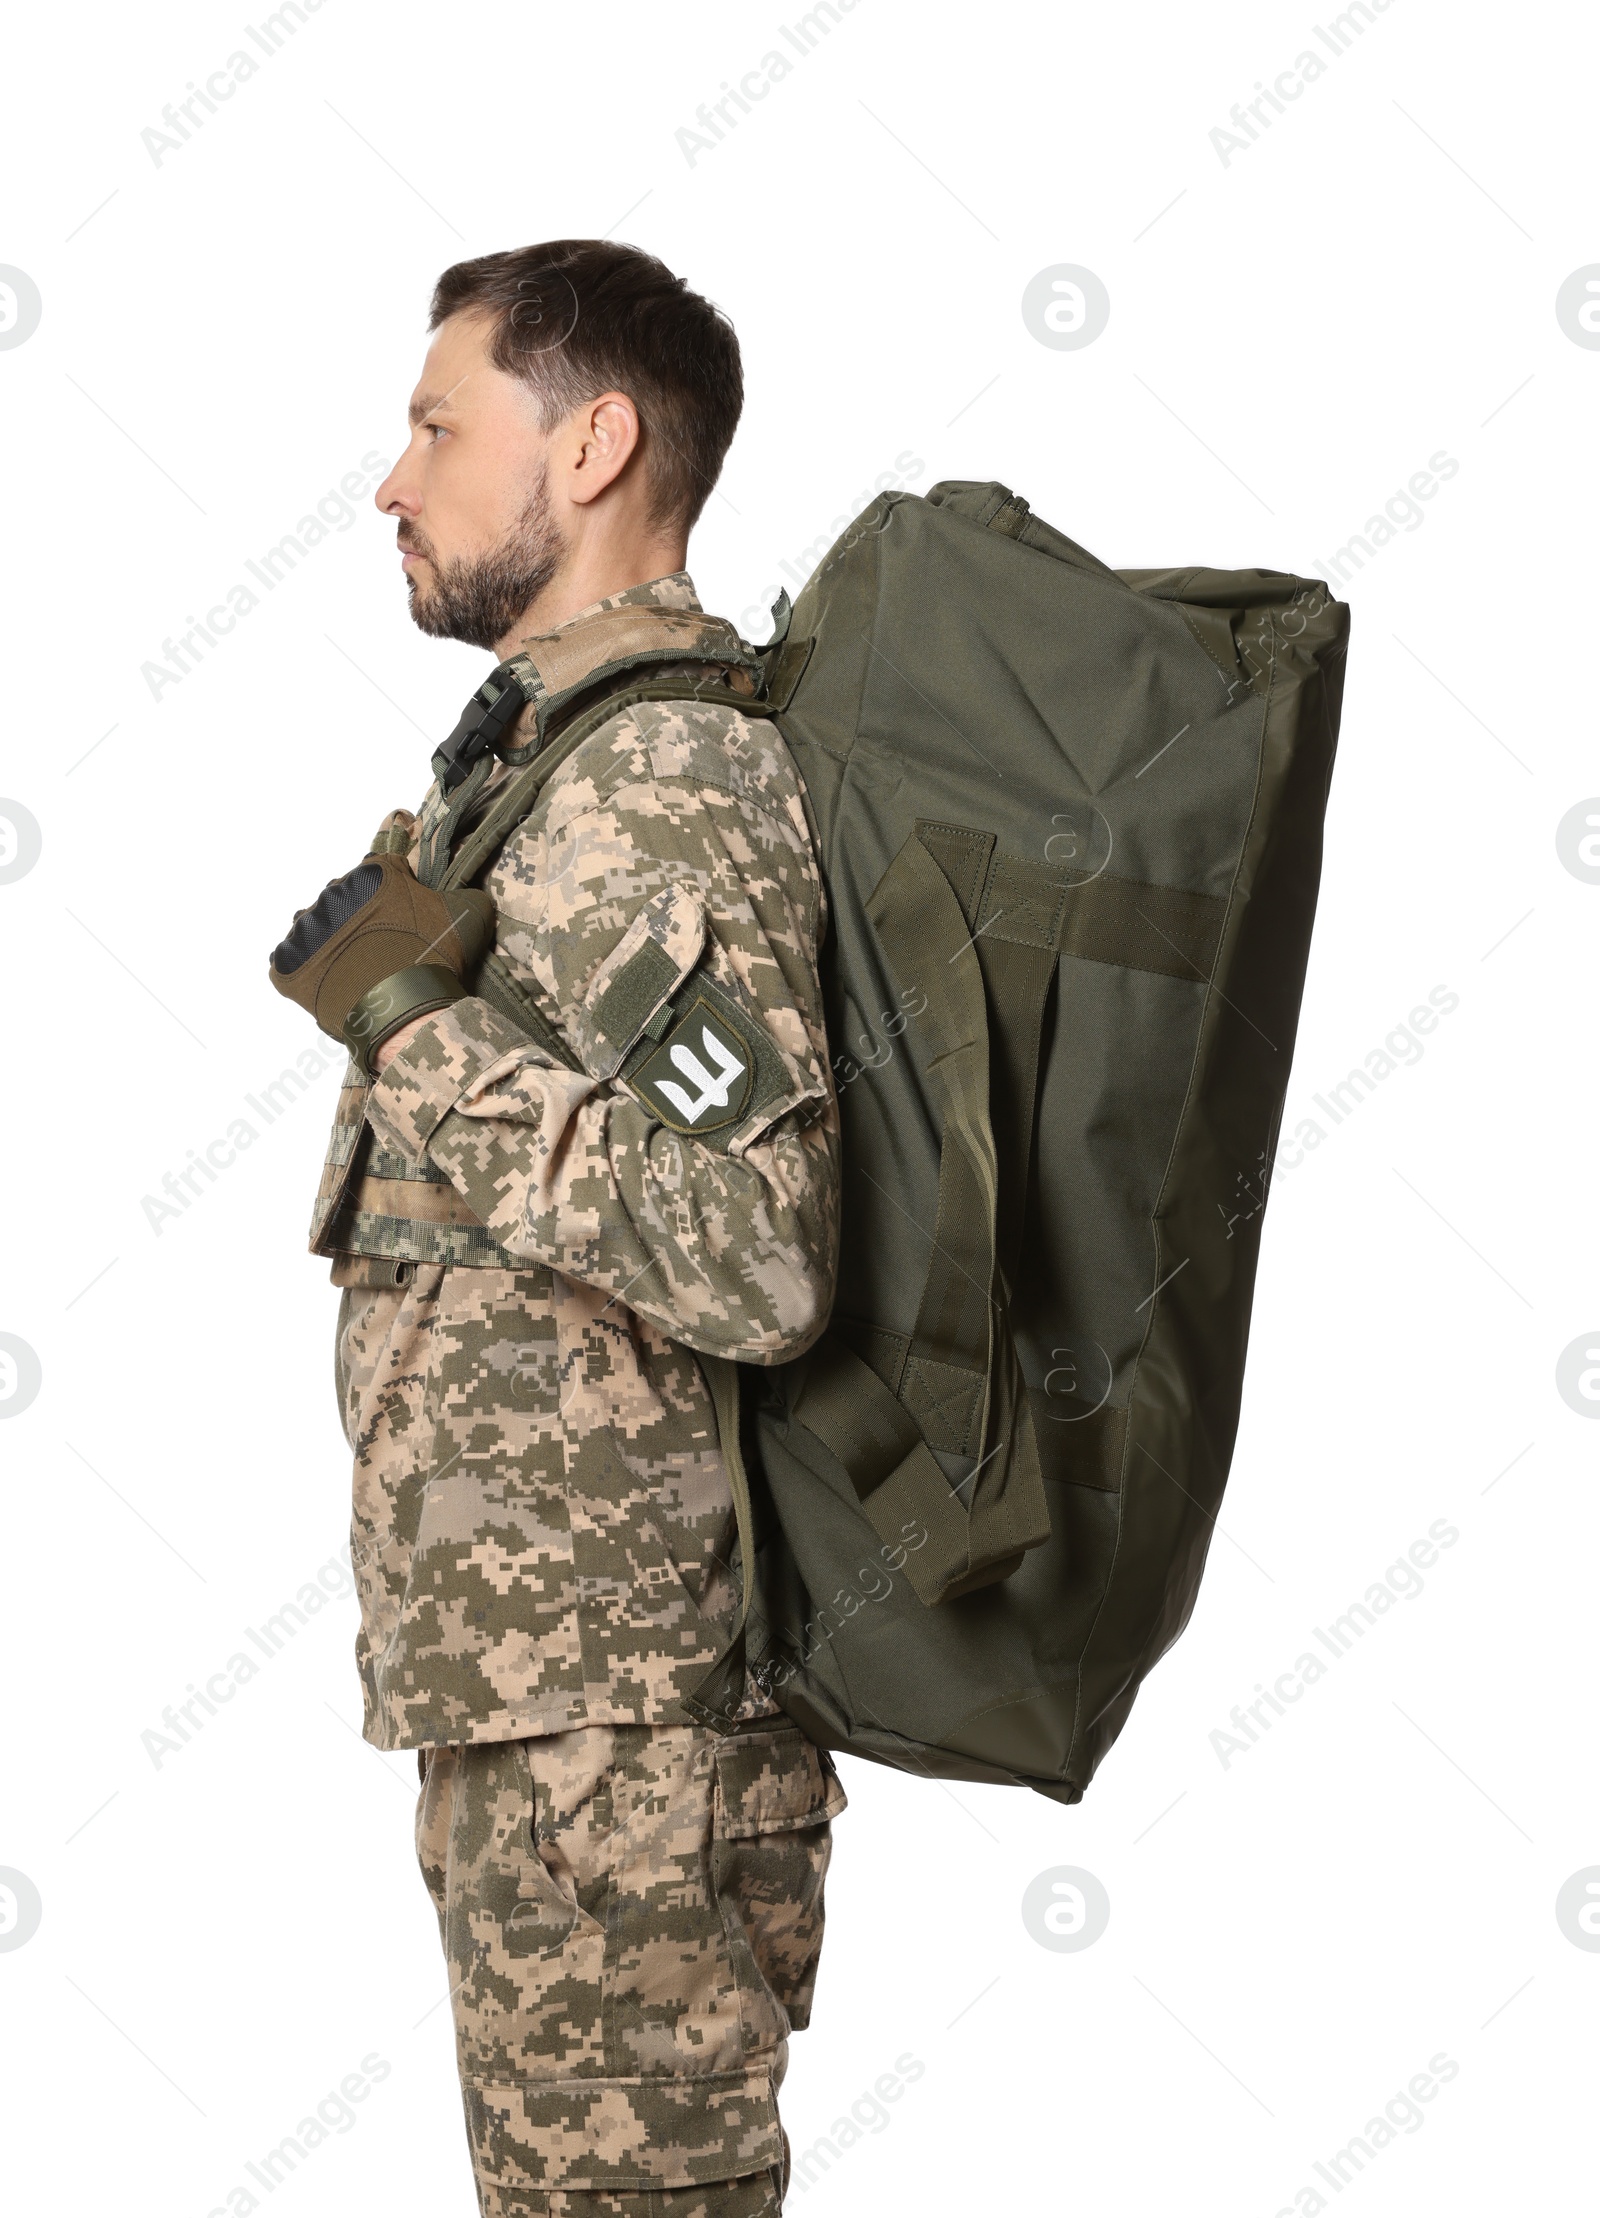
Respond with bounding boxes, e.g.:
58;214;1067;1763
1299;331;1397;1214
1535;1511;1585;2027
401;471;564;652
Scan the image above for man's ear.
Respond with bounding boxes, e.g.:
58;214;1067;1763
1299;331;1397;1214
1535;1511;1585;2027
566;391;642;507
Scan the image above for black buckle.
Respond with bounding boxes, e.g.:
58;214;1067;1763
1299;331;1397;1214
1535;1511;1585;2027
432;660;538;792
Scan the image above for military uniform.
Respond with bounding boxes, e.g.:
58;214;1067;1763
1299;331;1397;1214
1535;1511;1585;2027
313;575;845;2214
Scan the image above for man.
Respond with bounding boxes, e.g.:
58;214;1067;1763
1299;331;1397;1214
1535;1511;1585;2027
270;240;844;2218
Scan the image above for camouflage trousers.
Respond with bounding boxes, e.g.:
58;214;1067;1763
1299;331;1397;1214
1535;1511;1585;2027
416;1719;845;2215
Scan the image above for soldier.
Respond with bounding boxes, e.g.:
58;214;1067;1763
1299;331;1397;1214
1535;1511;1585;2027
269;240;845;2218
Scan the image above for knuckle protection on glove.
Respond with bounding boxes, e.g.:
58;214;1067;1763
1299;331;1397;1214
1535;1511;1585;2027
267;852;495;1069
271;863;385;975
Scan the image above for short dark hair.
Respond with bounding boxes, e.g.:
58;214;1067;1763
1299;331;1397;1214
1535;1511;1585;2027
430;240;742;538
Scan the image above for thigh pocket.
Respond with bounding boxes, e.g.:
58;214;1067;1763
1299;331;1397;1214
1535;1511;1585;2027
711;1727;846;2041
444;1743;607;2083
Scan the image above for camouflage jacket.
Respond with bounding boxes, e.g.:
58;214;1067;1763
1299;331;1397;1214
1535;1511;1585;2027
315;574;840;1748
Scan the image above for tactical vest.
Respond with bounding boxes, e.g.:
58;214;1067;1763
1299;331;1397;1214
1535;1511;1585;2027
310;602;767;1288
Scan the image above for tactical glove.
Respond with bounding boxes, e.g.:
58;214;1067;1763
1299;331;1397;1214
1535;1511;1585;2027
268;853;495;1074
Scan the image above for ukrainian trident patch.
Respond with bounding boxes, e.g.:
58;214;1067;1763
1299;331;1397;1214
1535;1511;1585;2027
631;997;755;1132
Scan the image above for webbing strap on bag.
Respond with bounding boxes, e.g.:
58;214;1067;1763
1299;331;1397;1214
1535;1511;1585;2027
793;1335;1034;1605
791;832;1050;1606
917;823;1057;1289
876;839;1005;1461
918;823;1226;1285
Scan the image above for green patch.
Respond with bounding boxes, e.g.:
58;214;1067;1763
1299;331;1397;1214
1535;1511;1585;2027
631;997;755;1133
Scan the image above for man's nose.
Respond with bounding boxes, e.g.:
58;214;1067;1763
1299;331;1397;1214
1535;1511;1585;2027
375;458;418;517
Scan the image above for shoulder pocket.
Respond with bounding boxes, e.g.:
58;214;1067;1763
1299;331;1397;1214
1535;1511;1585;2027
574;885;706;1077
582;889;825;1157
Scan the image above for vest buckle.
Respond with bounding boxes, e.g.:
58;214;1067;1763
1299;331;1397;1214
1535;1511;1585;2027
432;658;539;792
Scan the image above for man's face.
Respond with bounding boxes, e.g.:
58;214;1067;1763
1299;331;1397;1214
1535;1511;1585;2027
374;311;566;653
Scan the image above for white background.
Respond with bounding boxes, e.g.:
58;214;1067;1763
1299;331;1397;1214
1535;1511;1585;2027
1;2;1594;2212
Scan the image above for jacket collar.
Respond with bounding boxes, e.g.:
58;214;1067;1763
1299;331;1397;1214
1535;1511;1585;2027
553;570;705;622
507;571;755;712
430;572;761;797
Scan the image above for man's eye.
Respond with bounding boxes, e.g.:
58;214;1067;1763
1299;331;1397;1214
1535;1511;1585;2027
425;422;449;441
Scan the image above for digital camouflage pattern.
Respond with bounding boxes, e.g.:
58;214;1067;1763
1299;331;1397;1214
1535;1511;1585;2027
319;574;841;1748
415;1719;842;2212
337;1259;755;1744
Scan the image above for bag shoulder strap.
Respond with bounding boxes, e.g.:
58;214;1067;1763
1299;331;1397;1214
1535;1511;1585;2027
432;669;780;1067
441;673;779;894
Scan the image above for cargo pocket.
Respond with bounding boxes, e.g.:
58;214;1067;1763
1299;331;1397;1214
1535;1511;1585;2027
438;1742;604;2090
711;1726;845;2042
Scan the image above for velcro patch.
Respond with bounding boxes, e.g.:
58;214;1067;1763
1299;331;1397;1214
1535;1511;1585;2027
631;996;756;1133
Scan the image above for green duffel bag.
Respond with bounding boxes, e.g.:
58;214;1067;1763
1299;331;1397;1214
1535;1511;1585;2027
693;478;1349;1806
